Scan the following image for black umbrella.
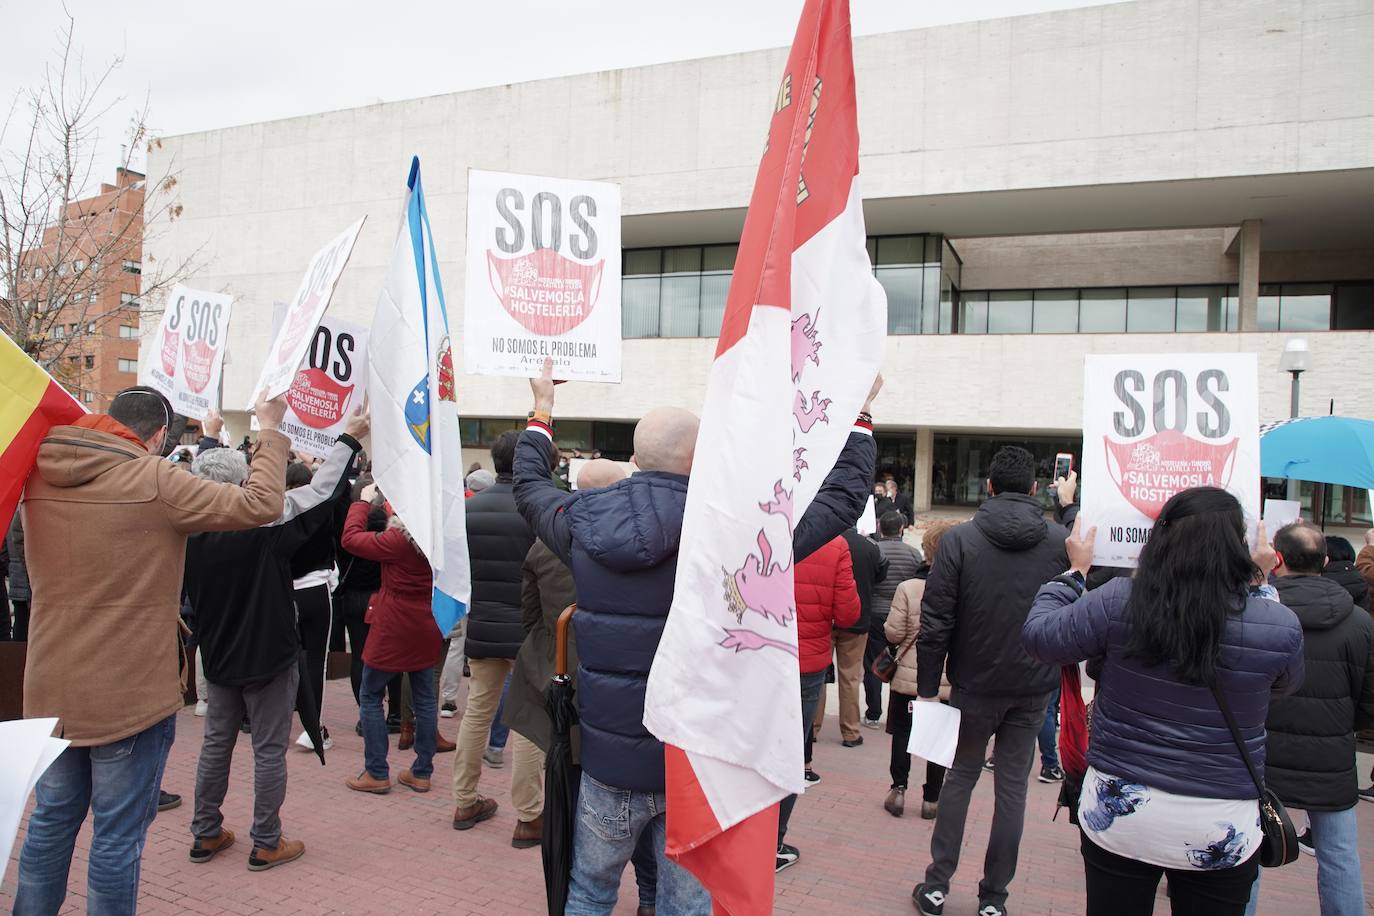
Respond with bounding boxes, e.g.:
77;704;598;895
543;604;579;916
294;651;327;765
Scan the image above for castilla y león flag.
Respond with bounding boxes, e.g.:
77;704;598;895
642;1;886;912
0;331;85;524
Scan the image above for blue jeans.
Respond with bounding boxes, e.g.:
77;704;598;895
565;773;711;916
361;664;436;779
778;669;828;843
15;714;176;916
1245;806;1365;916
1038;685;1061;769
488;671;511;751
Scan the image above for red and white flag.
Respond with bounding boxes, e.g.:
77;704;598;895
643;1;886;911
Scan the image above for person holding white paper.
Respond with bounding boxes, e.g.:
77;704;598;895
1023;491;1303;916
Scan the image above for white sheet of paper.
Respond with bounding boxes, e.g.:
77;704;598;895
0;718;69;885
856;496;877;536
906;701;961;768
1261;498;1301;534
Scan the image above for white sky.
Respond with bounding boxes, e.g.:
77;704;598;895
1;0;1128;190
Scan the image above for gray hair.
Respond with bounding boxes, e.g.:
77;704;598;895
466;469;496;492
192;448;248;485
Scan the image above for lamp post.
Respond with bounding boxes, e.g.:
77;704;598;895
1278;337;1310;502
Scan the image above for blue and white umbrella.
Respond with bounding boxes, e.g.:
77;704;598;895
1260;416;1374;488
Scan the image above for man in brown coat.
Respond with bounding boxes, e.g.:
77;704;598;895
15;386;289;916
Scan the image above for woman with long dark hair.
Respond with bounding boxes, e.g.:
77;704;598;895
1022;487;1303;915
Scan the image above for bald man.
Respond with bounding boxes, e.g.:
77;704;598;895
513;360;878;915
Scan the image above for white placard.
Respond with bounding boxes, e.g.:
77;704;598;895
1081;354;1260;567
1261;498;1301;535
856;495;877;535
464;169;621;382
907;701;960;768
0;718;69;883
279;316;369;458
139;285;233;420
249;217;366;405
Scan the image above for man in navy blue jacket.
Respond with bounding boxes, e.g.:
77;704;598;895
513;361;878;914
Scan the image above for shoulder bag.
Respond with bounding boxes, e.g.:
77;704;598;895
1208;681;1300;868
869;630;918;684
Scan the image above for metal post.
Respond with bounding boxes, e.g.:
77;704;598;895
1286;370;1302;502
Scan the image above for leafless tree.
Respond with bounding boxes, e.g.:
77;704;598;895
0;10;197;395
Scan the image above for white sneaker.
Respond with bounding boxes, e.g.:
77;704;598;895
295;731;314;751
194;701;208;717
483;747;504;768
321;734;334;751
440;702;457;718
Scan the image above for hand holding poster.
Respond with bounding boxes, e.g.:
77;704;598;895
464;169;621;382
139;285;233;419
280;316;369;458
248;217;366;405
1081;353;1259;567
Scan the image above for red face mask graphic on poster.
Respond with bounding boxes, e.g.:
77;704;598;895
486;249;604;336
1103;431;1239;518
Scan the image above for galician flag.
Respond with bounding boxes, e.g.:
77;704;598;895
642;1;886;912
368;157;470;635
0;331;85;524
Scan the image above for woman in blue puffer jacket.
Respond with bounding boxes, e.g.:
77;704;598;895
1022;486;1303;916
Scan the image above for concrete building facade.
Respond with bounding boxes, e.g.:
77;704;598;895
143;0;1374;521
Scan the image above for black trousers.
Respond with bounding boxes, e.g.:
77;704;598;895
1080;830;1260;916
887;691;947;801
9;599;28;642
862;631;886;719
337;589;399;715
293;584;332;724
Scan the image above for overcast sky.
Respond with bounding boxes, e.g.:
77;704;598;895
2;0;1127;190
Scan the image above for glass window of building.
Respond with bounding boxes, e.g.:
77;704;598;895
987;290;1033;334
1176;286;1227;332
1078;289;1127;333
699;245;736;338
659;247;703;338
1258;285;1281;331
879;268;922;334
960;291;989;334
1334;282;1374;330
1278;283;1333;331
1032;290;1078;333
932;434;1083;509
1126;288;1176;333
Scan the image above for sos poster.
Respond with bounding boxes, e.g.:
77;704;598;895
1081;353;1259;567
463;169;621;382
140;284;233;420
280;316;369;458
249;217;366;405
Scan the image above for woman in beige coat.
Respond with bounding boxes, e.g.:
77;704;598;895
881;519;957;819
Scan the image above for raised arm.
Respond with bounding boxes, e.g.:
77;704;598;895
341;498;412;563
511;361;575;564
795;374;882;562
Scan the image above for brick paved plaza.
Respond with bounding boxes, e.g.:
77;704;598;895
5;692;1372;915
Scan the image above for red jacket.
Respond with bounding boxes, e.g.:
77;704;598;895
795;535;861;674
341;501;440;673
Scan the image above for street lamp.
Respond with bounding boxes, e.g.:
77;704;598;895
1278;337;1310;501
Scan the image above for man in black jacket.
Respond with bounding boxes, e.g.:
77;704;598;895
813;528;885;744
183;414;366;873
912;446;1067;916
451;430;540;842
1250;522;1374;915
865;511;923;727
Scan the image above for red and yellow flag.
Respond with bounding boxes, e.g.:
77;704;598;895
0;331;85;523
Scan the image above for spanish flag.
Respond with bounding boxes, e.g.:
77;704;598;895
0;330;85;524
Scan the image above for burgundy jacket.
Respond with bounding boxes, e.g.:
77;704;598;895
341;501;440;672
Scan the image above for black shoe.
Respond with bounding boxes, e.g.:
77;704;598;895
977;901;1007;916
1038;765;1064;784
1359;784;1374;803
386;714;401;735
1297;827;1315;856
355;721;363;737
803;769;820;784
240;718;251;735
157;790;181;812
912;883;947;916
841;736;864;748
774;843;799;873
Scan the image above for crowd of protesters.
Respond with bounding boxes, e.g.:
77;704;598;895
5;376;1374;916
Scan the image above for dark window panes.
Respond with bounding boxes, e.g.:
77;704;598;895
987;290;1032;333
660;275;702;336
591;421;635;459
865;237;877;266
878;267;921;334
1079;289;1126;333
624;249;661;276
1176;285;1225;332
1126;288;1175;332
922;264;941;333
1279;283;1332;331
924;235;941;264
1033;290;1078;333
1225;286;1240;331
622;277;660;338
1334;282;1374;330
663;247;702;274
460;419;480;447
702;245;737;271
1258;285;1280;331
961;291;988;334
700;274;730;337
876;236;923;267
554;420;593;451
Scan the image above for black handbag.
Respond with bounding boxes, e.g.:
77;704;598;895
869;631;917;684
1208;682;1300;868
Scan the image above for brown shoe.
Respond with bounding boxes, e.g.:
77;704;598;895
398;720;415;751
247;836;305;871
435;732;456;753
345;771;392;794
884;786;905;818
397;769;431;793
452;796;498;830
188;828;235;864
512;814;543;849
637;908;656;916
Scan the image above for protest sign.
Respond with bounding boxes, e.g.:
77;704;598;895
280;315;369;458
249;217;365;405
464;169;621;382
140;285;233;419
1081;353;1259;567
